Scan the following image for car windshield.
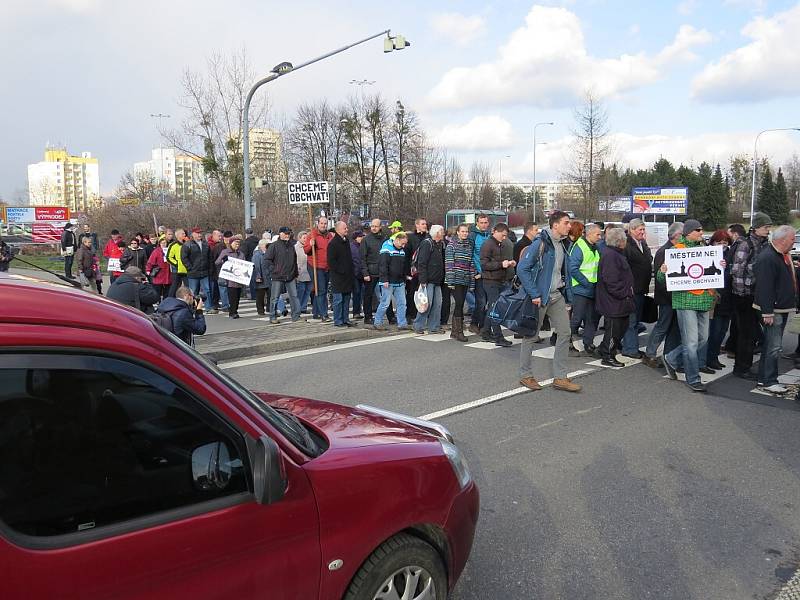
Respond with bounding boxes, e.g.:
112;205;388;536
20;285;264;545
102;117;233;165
156;328;321;457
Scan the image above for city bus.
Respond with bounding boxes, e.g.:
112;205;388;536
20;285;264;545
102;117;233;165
445;209;508;231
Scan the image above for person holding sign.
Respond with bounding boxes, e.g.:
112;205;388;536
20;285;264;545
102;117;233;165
215;236;246;319
658;220;725;393
303;216;333;322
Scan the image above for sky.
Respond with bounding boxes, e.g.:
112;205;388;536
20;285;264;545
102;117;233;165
2;0;800;202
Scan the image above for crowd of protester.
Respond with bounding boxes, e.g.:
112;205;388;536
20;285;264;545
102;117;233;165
36;210;800;395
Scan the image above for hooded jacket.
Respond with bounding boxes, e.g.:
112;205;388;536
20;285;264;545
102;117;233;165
468;225;491;273
265;238;299;282
518;230;567;306
120;246;147;272
156;297;207;345
106;273;160;312
379;238;409;285
416;238;445;285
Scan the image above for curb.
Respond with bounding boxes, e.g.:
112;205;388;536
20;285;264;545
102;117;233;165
197;328;406;362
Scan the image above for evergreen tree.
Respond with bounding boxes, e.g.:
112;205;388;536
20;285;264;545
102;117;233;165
773;168;791;224
652;158;679;186
705;164;728;230
692;162;713;227
757;165;776;220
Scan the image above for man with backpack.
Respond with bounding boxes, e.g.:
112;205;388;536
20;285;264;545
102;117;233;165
730;212;772;380
517;211;582;393
155;286;207;346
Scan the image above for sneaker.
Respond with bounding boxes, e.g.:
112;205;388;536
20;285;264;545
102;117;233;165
662;354;677;380
568;344;582;357
414;329;426;335
321;316;332;323
230;314;240;319
706;360;725;370
344;322;356;327
206;309;219;315
553;378;582;393
642;356;660;369
270;319;279;325
765;384;789;394
397;325;413;331
520;377;542;391
372;323;388;331
601;357;625;368
699;367;716;375
687;382;707;393
622;351;645;360
495;338;512;347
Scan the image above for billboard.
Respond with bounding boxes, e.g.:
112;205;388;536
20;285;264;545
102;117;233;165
598;196;632;212
632;188;687;215
5;206;71;223
1;206;72;244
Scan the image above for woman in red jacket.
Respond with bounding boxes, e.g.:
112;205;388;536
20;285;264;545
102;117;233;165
146;235;173;299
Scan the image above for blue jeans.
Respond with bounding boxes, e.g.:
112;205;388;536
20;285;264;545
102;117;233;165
218;285;230;309
297;280;312;313
187;276;211;309
333;292;352;325
645;304;681;358
466;290;476;314
706;314;732;364
352;277;364;314
758;313;787;386
210;279;220;308
375;284;407;326
622;293;645;354
471;278;487;328
310;268;329;318
667;309;710;386
413;283;443;333
271;280;300;320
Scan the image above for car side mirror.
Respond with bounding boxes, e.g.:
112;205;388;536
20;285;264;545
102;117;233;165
191;441;233;491
252;435;286;505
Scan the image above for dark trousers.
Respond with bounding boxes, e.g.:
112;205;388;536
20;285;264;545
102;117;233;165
228;287;241;316
209;278;220;308
168;273;187;297
64;254;74;278
471;278;487;328
406;275;419;319
154;283;169;300
352;277;364;314
570;294;597;347
481;280;506;339
363;277;378;319
452;285;467;319
256;287;271;315
599;316;628;359
707;314;732;364
440;283;451;326
733;295;759;373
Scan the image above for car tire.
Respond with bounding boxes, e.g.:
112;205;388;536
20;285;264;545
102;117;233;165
344;533;447;600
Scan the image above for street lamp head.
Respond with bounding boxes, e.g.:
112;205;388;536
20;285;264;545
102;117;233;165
385;34;411;53
271;61;294;75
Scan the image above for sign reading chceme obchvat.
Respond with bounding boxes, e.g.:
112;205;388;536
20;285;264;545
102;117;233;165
664;245;724;291
288;181;329;204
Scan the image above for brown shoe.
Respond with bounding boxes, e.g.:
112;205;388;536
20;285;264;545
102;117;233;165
468;323;480;335
520;377;542;391
553;378;582;393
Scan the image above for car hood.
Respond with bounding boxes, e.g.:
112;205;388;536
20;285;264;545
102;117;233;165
256;393;439;449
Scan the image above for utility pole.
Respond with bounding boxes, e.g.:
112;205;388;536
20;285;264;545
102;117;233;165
533;122;553;223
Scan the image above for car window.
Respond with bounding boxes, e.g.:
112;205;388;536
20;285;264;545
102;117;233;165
0;355;248;538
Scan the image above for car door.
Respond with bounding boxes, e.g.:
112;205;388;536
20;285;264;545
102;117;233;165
0;352;321;600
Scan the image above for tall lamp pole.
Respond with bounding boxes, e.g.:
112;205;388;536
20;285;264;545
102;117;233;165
331;117;349;219
749;127;800;227
242;31;410;230
150;113;171;204
533;121;554;223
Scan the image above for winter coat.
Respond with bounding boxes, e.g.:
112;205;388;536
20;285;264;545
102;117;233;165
74;245;95;278
514;235;533;264
715;244;736;317
145;246;172;286
0;241;12;272
120;246;147;272
445;238;476;289
304;228;333;271
350;240;363;280
252;249;273;290
181;239;211;279
567;237;600;299
517;231;567;307
406;231;430;272
242;235;260;261
468;226;491;273
480;236;511;282
753;243;797;317
295;243;311;283
731;231;769;297
106;273;160;313
156;297;207;345
78;232;98;252
652;240;675;306
416;238;446;285
210;241;226;280
595;246;636;318
265;239;299;282
106;244;125;276
379;238;409;285
215;248;246;289
167;241;187;275
61;228;76;252
625;234;653;295
327;234;355;293
360;231;385;277
103;238;120;259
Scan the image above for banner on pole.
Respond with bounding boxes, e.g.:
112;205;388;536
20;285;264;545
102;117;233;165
218;257;254;286
288;181;329;204
664;246;724;291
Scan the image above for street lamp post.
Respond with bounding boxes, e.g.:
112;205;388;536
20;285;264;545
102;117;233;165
242;30;410;230
150;113;170;204
533;121;554;223
749;127;800;227
498;155;511;212
331;117;349;219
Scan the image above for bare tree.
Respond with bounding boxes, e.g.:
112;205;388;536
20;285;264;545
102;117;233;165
115;171;163;204
563;90;611;220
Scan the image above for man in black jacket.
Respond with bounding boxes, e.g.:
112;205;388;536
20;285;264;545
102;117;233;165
514;222;539;263
413;224;446;334
479;223;515;346
621;218;652;358
326;222;355;327
643;222;683;367
61;223;77;279
360;218;392;325
181;227;212;309
405;218;429;320
106;267;161;313
753;225;797;393
265;227;301;324
77;224;99;252
156;286;207;346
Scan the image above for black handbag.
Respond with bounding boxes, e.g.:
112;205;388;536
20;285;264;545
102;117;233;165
149;266;161;281
642;295;658;323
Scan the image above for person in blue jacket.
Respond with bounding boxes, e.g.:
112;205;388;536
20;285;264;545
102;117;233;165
566;222;602;357
467;214;491;335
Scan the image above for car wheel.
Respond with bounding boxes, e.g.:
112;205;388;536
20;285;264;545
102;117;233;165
344;533;447;600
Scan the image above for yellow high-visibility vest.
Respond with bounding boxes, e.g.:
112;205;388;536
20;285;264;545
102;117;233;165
570;237;598;286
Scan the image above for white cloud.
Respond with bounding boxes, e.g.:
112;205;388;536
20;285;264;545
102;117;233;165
723;0;767;12
427;5;711;110
692;4;800;103
430;116;515;151
677;0;696;16
429;12;486;46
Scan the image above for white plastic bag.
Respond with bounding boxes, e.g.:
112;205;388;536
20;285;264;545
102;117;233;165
414;287;429;313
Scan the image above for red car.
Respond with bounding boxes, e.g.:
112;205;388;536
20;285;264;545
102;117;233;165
0;275;479;599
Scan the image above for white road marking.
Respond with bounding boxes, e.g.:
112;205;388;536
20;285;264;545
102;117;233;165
418;369;594;421
534;418;564;430
219;333;416;369
417;333;452;342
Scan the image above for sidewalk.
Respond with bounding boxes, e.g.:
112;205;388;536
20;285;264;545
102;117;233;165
196;320;406;362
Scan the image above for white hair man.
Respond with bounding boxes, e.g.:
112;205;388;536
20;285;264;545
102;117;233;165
413;224;446;334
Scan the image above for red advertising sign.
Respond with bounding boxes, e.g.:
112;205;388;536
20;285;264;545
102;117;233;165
34;206;70;221
32;223;64;243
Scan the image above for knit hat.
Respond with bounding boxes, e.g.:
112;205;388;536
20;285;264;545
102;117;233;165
230;234;243;242
752;212;773;229
352;230;365;240
682;219;702;236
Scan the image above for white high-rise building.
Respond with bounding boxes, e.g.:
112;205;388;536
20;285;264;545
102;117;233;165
233;128;284;184
28;148;100;212
133;148;206;202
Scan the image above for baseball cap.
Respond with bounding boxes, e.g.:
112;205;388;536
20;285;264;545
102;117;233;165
390;220;403;229
191;227;202;234
278;226;291;234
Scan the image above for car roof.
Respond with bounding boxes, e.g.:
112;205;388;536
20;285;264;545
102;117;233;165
0;273;158;343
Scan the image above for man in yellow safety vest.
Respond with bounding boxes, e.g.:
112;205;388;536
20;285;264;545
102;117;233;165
566;222;602;356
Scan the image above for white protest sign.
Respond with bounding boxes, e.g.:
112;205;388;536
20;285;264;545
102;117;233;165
218;257;254;286
107;258;121;272
288;181;329;204
664;245;724;291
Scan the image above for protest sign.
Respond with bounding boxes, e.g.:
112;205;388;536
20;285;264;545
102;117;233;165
107;258;122;272
288;181;329;204
218;257;254;286
664;245;724;291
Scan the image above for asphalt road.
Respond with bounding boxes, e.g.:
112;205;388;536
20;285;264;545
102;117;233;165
223;333;800;600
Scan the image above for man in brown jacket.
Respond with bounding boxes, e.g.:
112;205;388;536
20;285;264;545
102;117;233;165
479;223;516;346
